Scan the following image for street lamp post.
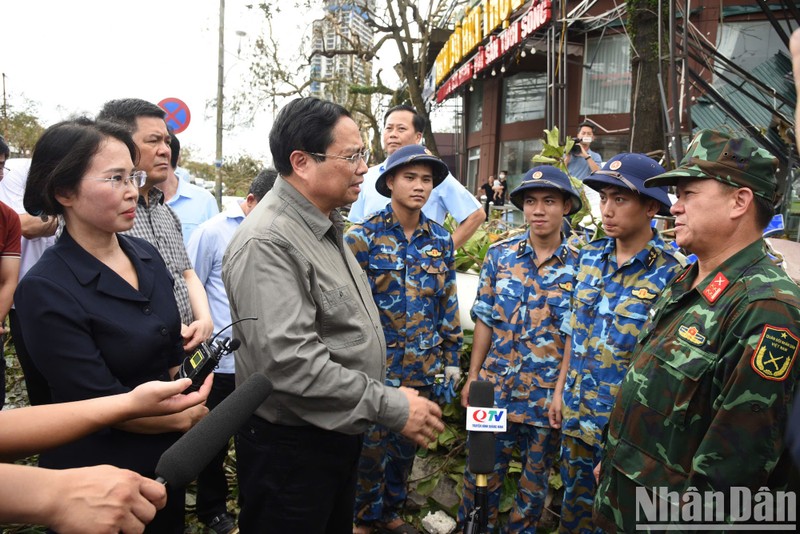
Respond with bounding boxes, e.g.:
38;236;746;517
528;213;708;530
215;0;225;209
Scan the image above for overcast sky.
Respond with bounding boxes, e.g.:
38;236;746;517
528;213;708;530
3;0;323;164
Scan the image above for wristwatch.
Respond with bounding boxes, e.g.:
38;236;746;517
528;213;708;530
584;155;591;160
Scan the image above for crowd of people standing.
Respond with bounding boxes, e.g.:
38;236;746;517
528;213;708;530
0;33;799;533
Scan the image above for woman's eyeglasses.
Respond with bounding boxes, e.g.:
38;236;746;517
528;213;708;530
88;170;147;189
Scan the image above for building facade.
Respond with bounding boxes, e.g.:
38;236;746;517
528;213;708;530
426;0;800;236
311;0;376;103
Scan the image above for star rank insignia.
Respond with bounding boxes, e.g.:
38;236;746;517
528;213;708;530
559;282;573;292
751;325;799;381
631;287;657;300
701;272;729;304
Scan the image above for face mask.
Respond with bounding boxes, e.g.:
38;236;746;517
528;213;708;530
581;137;593;144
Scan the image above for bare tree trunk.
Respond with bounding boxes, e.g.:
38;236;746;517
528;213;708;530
628;0;667;155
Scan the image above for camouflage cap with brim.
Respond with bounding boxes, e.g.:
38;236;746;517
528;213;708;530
644;130;780;204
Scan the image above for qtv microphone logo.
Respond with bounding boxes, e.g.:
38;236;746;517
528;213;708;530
466;406;507;432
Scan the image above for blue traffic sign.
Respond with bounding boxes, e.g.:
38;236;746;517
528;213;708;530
158;97;192;134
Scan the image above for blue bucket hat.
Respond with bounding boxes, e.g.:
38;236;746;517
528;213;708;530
376;145;449;197
509;165;582;215
583;153;672;216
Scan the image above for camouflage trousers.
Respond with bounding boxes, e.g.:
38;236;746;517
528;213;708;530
458;423;560;533
559;434;604;534
353;422;417;526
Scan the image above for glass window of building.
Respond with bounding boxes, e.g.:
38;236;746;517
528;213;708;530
468;82;484;133
502;72;547;123
716;21;790;82
498;138;543;193
466;147;481;196
580;34;631;115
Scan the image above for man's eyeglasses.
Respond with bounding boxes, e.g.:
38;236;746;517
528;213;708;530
304;148;370;167
88;170;147;189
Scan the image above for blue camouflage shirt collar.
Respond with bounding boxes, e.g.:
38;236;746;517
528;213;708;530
675;237;768;305
379;203;434;238
600;230;670;270
516;231;572;265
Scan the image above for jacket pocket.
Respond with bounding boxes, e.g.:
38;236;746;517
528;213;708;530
419;259;448;297
320;285;367;350
637;339;714;429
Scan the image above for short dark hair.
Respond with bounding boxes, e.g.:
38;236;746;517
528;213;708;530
754;192;776;229
169;130;180;169
25;118;138;216
268;97;351;177
719;182;775;230
97;98;166;133
383;105;426;134
0;136;9;158
578;121;596;132
250;168;278;201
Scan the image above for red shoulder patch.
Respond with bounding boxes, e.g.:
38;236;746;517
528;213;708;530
702;272;729;304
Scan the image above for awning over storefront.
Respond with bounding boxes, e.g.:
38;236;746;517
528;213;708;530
690;51;795;166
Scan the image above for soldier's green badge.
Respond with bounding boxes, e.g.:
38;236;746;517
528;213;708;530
751;325;799;381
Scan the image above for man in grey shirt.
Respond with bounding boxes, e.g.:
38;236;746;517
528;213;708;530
223;97;444;533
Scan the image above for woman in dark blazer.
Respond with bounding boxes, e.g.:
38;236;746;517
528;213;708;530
14;118;208;533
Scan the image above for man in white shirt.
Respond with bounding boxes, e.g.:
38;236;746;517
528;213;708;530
347;105;485;249
159;132;219;246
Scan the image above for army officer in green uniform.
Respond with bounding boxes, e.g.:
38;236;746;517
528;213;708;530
594;130;800;531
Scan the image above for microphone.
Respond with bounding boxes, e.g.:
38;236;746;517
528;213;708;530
467;380;495;474
465;380;495;534
155;372;273;487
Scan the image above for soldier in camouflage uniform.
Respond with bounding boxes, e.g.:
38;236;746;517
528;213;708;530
548;153;685;533
346;144;463;534
458;166;582;533
594;130;800;531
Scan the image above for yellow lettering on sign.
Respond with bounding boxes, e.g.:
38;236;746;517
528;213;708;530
498;0;511;23
451;22;462;64
435;0;533;85
462;5;481;57
483;0;501;39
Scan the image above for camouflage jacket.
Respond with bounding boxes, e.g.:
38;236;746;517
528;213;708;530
560;232;684;447
473;232;577;426
594;238;800;532
345;206;462;387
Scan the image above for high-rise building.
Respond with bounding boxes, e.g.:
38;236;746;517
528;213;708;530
310;0;375;103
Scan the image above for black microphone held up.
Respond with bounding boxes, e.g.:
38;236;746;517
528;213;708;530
465;380;495;534
467;380;495;475
155;372;273;487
